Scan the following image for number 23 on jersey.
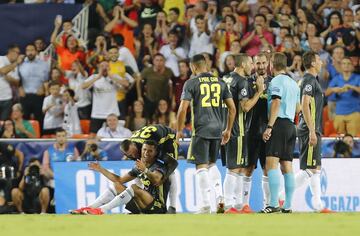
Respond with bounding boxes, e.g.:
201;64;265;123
200;83;221;107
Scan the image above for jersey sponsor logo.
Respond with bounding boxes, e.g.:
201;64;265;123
305;84;313;92
241;88;247;97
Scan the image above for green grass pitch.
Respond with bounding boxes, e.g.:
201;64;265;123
1;213;359;236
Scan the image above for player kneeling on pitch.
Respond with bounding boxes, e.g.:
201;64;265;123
71;140;173;215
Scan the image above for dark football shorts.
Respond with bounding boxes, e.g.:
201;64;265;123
298;133;322;170
223;136;249;169
161;139;178;160
248;135;266;169
187;136;221;165
265;118;296;161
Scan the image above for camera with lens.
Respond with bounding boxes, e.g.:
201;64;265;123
90;143;98;152
28;165;40;177
24;164;43;198
333;140;351;157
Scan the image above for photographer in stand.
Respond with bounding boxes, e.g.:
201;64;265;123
333;134;358;158
80;138;108;161
11;158;50;214
0;143;24;213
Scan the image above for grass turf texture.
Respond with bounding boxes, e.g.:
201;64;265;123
0;213;359;236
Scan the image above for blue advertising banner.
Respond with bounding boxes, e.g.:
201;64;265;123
53;159;360;214
53;160;264;214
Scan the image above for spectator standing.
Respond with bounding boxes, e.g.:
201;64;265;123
50;17;86;78
326;57;360;136
287;54;305;83
113;34;139;74
42;81;64;135
104;5;138;55
137;53;174;118
135;23;158;69
138;0;162;29
189;15;214;58
96;113;132;138
62;89;81;137
108;46;135;120
159;30;187;77
86;34;108;74
240;14;274;57
168;7;186;45
66;60;92;120
321;11;353;53
213;14;240;56
0;45;23;120
82;61;123;134
18;44;49;126
154;10;170;48
173;59;191;110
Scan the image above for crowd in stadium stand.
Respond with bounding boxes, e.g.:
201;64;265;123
0;0;359;140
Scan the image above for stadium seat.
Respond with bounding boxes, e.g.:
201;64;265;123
80;120;90;134
72;134;90;139
29;120;41;138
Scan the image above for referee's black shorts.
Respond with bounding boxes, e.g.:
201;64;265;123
266;118;296;161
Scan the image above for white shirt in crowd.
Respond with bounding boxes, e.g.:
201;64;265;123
66;71;92;108
97;124;132;138
63;102;81;137
189;32;214;58
42;95;64;130
159;44;186;77
118;46;139;73
84;74;121;119
0;56;20;101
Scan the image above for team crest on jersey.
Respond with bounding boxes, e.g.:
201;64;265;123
241;88;247;96
305;84;312;92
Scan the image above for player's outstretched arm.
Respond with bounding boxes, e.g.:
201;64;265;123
88;162;122;183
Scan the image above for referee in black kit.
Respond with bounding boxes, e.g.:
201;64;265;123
261;53;301;213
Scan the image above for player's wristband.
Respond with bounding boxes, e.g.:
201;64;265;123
266;125;273;129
